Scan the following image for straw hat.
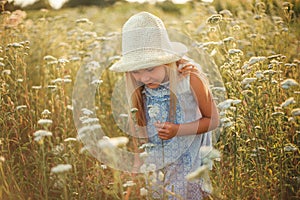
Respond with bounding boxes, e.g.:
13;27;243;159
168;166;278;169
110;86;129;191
109;11;188;72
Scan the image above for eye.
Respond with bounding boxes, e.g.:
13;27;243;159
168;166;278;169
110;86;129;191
146;67;155;72
131;70;139;74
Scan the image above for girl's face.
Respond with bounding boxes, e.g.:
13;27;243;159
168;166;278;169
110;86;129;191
131;65;167;89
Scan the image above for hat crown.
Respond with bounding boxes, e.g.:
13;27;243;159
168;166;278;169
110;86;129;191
121;12;172;55
123;12;165;31
109;12;188;72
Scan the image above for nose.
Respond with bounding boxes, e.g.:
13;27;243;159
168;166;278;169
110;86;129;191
140;74;150;83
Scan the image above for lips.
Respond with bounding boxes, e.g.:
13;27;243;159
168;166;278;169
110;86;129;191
146;83;159;88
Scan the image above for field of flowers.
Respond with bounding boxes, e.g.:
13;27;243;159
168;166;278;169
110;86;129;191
0;0;299;199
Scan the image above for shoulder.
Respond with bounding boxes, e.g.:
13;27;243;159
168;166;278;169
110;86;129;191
188;70;211;101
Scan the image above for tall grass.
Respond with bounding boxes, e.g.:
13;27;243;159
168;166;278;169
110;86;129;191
0;0;299;199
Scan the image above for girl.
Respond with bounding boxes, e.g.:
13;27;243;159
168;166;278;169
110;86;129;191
110;12;219;200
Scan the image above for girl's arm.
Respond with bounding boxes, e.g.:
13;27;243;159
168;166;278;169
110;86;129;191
155;72;219;140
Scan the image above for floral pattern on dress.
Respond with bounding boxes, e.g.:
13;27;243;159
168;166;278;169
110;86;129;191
143;75;212;200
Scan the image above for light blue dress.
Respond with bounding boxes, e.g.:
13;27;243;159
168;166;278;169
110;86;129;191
143;74;212;200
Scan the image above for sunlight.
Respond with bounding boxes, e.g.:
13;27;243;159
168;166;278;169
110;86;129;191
8;0;69;9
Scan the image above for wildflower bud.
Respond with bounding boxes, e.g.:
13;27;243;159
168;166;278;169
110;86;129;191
130;108;138;114
140;187;148;196
207;14;222;25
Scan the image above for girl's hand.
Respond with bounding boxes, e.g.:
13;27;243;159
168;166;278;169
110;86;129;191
155;122;179;140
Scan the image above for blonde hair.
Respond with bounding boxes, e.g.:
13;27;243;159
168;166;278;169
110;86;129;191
126;62;179;126
125;59;209;142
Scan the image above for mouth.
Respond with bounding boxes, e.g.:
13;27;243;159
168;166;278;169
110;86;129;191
146;83;159;88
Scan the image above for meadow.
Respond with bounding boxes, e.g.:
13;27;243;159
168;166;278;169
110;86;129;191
0;0;299;199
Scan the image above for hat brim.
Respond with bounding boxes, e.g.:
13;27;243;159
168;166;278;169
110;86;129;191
109;42;188;72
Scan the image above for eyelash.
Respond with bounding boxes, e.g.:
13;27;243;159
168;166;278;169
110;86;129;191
146;68;154;72
132;68;154;74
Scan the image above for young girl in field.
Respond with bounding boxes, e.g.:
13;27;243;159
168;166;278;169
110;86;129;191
110;11;219;200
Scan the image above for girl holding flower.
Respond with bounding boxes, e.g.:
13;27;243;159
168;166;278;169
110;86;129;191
110;11;219;200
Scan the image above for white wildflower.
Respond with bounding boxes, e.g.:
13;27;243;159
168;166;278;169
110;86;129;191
79;146;88;154
32;85;42;90
101;164;107;170
284;144;298;152
67;105;73;111
0;156;5;162
241;77;257;85
223;121;233;128
199;146;221;161
255;126;262;130
38;119;53;126
98;136;129;148
148;105;160;119
34;130;53;142
81;117;99;124
217;99;233;110
119;114;128;118
64;137;77;142
130;108;138;113
255;71;264;78
220;117;231;123
81;108;94;116
51;78;72;83
91;79;103;85
52;144;64;155
34;130;52;137
248;56;266;65
280;97;296;107
44;55;57;61
223;36;234;42
139;143;156;150
76;18;93;25
211;87;226;92
288;117;295;122
232;99;242;105
77;124;101;140
271;80;278;84
281;79;299;89
140;187;148;196
16;105;27;110
228;49;243;55
70;56;80;62
51;164;72;174
217;99;241;110
158;171;164;181
123;180;136;188
41;109;51;115
9;43;23;48
210;48;217;56
186;165;209;181
47;60;58;65
271;112;284;117
58;58;69;64
47;85;57;89
285;63;297;68
85;61;100;72
291;108;300;116
140;151;148;159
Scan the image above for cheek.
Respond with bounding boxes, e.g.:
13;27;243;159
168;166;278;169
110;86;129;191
131;74;140;81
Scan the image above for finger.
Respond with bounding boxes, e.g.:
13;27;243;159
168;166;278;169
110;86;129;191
158;133;169;140
157;128;169;134
154;123;163;128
